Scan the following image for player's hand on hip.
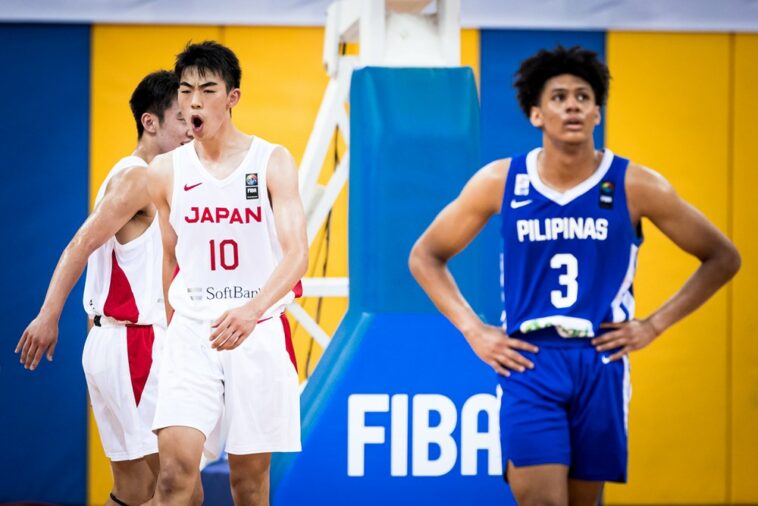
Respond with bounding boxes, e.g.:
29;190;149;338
464;323;539;377
15;313;59;370
593;319;660;361
210;306;260;351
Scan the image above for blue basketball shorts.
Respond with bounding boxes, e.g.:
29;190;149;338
497;333;631;483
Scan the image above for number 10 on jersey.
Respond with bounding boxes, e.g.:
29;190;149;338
209;239;239;270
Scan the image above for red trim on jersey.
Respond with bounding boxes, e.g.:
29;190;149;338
126;325;155;406
103;251;140;323
280;314;298;373
292;280;303;299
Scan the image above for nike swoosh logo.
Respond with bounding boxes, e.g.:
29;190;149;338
510;199;532;209
184;182;203;191
601;355;612;365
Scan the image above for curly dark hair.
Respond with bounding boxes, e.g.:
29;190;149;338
514;45;610;118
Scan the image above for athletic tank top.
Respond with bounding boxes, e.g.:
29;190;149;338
500;148;643;342
168;137;299;321
83;156;166;326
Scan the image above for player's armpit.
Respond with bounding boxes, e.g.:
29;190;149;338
78;165;153;252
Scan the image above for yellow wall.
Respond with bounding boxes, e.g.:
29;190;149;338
88;25;479;503
731;33;758;504
606;32;757;504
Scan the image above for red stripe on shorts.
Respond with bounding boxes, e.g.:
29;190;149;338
280;314;298;373
126;325;155;406
103;251;139;323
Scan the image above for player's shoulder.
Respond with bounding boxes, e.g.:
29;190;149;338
147;151;179;187
625;161;674;196
458;158;511;214
105;157;149;194
477;158;511;184
267;143;296;168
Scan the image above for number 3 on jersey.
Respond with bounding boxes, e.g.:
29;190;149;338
550;253;578;308
209;239;239;270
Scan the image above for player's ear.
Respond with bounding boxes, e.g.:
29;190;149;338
594;105;602;126
141;112;158;135
529;106;544;128
228;88;241;109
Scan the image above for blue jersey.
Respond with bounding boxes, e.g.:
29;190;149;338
500;148;643;341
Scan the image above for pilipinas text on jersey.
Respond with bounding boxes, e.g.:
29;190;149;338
500;148;643;341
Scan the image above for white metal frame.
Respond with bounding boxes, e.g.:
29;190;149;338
290;0;461;356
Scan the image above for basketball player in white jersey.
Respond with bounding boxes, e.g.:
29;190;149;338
15;70;192;506
147;42;307;505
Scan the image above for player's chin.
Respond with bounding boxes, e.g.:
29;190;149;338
559;131;592;144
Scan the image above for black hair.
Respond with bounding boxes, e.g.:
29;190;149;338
174;41;241;92
514;45;610;117
129;70;179;139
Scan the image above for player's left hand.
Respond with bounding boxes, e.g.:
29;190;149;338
592;319;660;361
210;306;261;351
16;313;59;371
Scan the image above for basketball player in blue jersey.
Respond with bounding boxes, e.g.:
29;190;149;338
409;46;740;506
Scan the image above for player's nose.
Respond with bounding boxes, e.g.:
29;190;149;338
191;90;202;108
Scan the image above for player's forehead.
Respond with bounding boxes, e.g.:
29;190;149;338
543;73;593;93
179;67;224;87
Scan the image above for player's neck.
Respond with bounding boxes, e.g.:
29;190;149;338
195;119;245;162
538;139;600;192
132;141;160;165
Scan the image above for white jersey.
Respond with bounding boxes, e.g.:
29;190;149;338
83;156;166;327
168;137;299;321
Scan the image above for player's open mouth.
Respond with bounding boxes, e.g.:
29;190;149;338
191;115;204;132
564;118;584;130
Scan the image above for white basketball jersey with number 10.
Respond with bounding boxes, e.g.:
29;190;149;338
168;137;299;322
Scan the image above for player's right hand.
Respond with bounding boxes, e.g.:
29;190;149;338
463;323;539;377
15;313;59;371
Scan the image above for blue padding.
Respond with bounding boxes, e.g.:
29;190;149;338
201;459;234;506
268;68;512;505
0;24;90;505
480;30;606;164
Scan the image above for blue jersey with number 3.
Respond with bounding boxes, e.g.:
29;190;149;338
500;148;643;341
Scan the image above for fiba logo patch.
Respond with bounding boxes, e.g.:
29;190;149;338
246;173;259;200
599;180;614;209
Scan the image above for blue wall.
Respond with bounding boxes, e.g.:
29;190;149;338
0;24;90;505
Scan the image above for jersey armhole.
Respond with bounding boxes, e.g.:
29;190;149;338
618;159;644;246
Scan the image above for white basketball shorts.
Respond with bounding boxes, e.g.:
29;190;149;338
152;312;301;459
82;320;164;462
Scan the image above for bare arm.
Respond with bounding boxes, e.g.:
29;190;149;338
594;163;741;360
409;160;538;376
16;166;152;370
210;147;308;350
147;153;177;324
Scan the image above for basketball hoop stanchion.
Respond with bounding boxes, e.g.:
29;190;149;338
290;0;461;370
